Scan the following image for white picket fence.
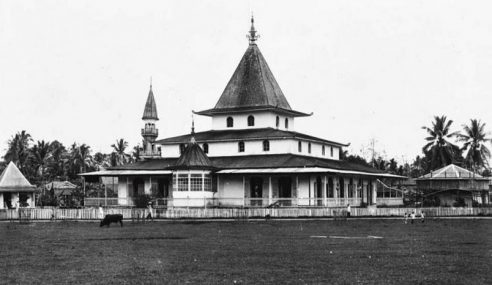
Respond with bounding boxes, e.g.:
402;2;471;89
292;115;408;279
1;206;492;220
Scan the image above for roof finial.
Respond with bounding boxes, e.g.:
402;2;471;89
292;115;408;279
150;76;152;90
191;112;195;135
247;14;259;44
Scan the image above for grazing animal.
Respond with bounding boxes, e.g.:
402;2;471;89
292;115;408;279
100;214;123;227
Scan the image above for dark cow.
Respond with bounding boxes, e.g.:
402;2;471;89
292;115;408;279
100;214;123;227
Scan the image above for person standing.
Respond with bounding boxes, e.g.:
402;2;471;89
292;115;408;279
146;202;153;221
404;212;408;224
98;204;104;220
420;211;425;223
346;204;351;218
410;210;416;224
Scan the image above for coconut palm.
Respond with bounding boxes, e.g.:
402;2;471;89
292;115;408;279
29;140;52;182
422;116;460;170
111;139;130;166
457;119;492;172
70;143;93;175
48;140;68;179
4;130;32;170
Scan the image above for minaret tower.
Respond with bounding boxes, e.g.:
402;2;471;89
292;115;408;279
141;80;160;159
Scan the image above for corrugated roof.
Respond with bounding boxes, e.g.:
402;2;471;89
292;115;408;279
418;164;487;180
196;41;308;117
0;162;36;192
156;128;348;147
174;139;214;170
94;154;391;177
44;181;77;190
142;86;158;120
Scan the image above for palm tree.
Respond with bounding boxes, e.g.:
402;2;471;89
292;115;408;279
29;140;52;182
422;116;459;170
457;119;492;172
48;140;68;179
4;130;32;170
111;139;130;166
70;143;93;175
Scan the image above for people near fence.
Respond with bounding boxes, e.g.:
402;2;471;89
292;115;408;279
420;211;425;223
98;204;104;220
410;210;416;224
404;212;408;224
346;204;351;217
146;202;153;221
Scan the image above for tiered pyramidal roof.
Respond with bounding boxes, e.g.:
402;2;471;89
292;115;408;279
142;84;159;120
196;17;310;117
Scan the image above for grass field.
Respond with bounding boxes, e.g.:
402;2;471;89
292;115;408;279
1;218;491;284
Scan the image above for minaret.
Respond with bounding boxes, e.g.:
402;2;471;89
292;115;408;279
141;80;160;159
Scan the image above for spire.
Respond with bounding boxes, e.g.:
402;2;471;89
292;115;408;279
247;14;259;44
142;82;159;120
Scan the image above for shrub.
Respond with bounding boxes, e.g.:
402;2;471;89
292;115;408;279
134;194;152;208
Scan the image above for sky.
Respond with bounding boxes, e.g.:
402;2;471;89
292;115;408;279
1;0;492;164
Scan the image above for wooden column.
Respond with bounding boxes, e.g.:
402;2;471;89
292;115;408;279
242;176;246;207
322;175;327;206
268;176;273;205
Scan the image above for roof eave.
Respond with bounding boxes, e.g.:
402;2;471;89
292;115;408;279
194;107;312;117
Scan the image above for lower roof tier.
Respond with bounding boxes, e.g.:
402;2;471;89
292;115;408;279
89;154;404;178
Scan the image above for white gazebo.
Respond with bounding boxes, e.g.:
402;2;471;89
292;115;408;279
0;162;37;209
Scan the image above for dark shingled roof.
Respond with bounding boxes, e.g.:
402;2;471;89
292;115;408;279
142;86;158;120
109;154;385;175
196;43;309;117
174;139;214;170
156;128;348;147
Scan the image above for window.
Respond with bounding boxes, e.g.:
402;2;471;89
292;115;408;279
322;145;325;156
285;118;289;129
276;116;279;128
238;141;245;152
227;117;233;128
298;141;302;152
177;173;188;191
203;143;209;154
263;140;270;151
179;144;186;155
247;115;255;126
308;143;311;154
330;146;333;157
204;174;212;192
190;174;202;191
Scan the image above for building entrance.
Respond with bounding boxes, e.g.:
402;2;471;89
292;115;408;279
250;177;263;206
278;177;292;206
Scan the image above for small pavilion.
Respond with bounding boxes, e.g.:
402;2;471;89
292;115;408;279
416;164;490;207
0;162;37;209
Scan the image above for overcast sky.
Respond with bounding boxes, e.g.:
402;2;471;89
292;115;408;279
1;0;492;163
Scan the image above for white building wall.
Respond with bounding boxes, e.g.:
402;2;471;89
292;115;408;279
218;175;244;206
161;139;341;159
118;178;128;200
212;112;295;131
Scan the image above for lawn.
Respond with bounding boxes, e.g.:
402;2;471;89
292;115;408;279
0;218;491;284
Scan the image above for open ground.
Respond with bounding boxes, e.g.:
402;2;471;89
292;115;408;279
1;219;491;284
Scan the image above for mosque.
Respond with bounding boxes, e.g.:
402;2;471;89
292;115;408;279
82;18;404;208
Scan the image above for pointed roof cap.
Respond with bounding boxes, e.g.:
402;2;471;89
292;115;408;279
174;138;214;170
142;83;159;120
195;19;310;117
418;164;487;180
0;162;36;192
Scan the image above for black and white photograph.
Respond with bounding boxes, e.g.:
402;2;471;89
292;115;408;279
1;0;491;284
